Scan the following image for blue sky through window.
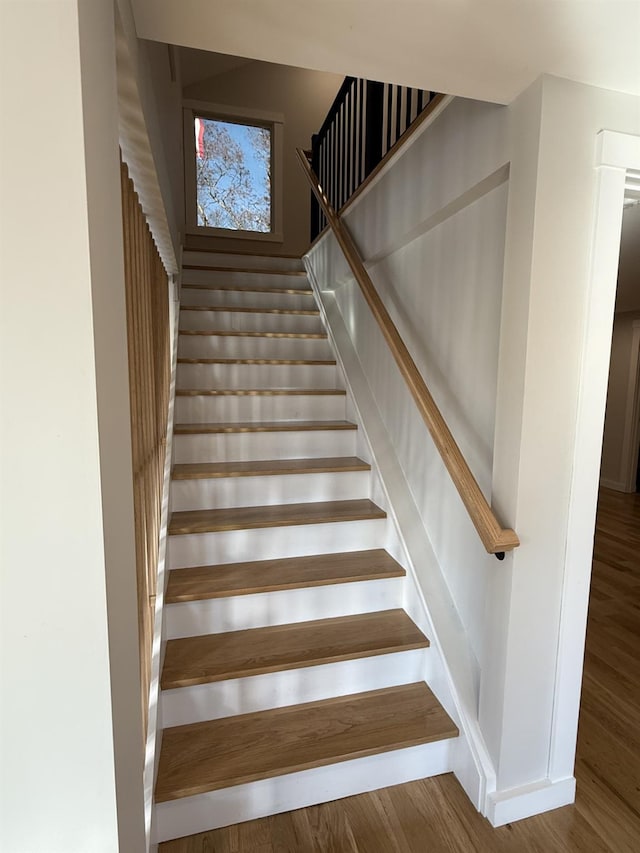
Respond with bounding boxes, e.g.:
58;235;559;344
195;117;271;232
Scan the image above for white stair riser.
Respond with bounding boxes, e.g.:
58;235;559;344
182;252;304;272
182;268;308;290
165;577;402;639
174;394;346;423
180;288;314;310
161;648;428;727
176;362;337;390
179;310;323;334
170;470;370;512
153;739;456;843
173;430;357;464
168;518;387;569
178;334;332;360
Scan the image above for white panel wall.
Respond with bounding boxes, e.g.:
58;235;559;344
485;77;640;808
308;84;640;820
309;98;509;679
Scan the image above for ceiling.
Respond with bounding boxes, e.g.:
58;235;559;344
131;0;640;104
179;48;252;88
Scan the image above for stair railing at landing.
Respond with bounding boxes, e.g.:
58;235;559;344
309;78;439;240
298;81;519;558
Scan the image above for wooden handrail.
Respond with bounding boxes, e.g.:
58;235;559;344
297;149;519;557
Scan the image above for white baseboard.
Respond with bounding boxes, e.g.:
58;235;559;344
486;776;576;826
599;477;629;492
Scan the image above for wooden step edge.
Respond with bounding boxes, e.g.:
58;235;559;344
178;330;327;339
162;610;428;690
165;550;405;603
183;264;307;276
171;456;371;480
161;638;430;689
154;683;458;802
182;284;313;295
175;388;346;397
168;499;386;536
173;420;358;434
177;358;336;366
180;306;320;316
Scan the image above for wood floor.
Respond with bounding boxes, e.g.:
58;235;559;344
160;487;640;852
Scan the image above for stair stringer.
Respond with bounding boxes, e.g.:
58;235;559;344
305;259;497;814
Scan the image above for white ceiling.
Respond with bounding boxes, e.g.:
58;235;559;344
131;0;640;104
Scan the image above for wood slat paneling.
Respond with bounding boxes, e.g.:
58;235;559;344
120;159;170;740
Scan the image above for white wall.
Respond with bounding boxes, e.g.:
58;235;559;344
116;0;183;269
308;78;640;822
485;76;640;816
138;39;184;258
0;1;145;850
183;58;342;256
308;97;509;714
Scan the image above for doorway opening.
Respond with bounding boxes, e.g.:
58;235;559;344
600;196;640;495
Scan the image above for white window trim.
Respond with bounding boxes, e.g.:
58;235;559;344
183;100;284;243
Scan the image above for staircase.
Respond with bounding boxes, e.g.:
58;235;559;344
154;251;459;844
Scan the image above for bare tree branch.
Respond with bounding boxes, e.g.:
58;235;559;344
196;120;271;231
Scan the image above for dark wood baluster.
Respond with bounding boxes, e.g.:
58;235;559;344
395;85;402;147
346;86;352;201
310;133;320;240
385;83;392;156
358;79;365;183
339;100;345;209
365;80;384;177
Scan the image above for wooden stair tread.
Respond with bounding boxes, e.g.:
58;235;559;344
165;549;405;602
161;610;428;689
183;264;307;276
179;329;327;339
175;388;346;397
177;357;336;365
181;305;319;316
155;682;457;801
173;420;358;434
168;499;386;536
183;283;313;295
172;456;370;480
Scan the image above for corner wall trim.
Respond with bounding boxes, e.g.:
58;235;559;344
486;777;576;827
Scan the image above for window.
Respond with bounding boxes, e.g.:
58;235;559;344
195;117;271;232
184;102;284;242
